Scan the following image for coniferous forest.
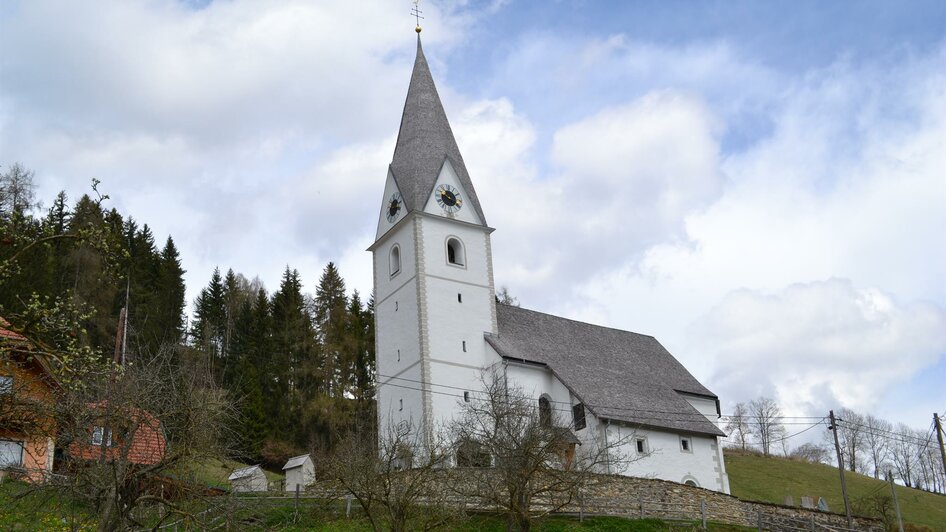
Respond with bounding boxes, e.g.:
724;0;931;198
0;164;375;466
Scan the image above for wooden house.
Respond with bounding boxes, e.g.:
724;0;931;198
0;318;57;483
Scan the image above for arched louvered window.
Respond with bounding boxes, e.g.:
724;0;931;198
538;395;552;427
446;237;465;266
390;245;401;276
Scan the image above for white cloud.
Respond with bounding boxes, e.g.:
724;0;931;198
453;91;724;305
562;44;946;427
691;279;946;415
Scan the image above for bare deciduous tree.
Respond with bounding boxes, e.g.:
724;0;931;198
831;408;866;473
725;402;752;451
448;369;633;532
747;396;785;457
325;419;457;532
889;422;919;488
24;345;234;532
790;442;830;464
0;162;37;221
863;414;892;479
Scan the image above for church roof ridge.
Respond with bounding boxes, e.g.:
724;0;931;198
493;303;661;341
490;303;724;437
389;35;487;225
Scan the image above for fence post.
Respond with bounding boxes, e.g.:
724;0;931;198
346;493;353;518
578;490;584;523
638;494;644;519
757;509;763;532
700;499;707;530
809;514;815;532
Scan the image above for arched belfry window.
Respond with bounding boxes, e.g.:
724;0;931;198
538;395;552;427
389;244;401;276
446;237;465;267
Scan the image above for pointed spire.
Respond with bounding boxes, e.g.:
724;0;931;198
389;36;487;225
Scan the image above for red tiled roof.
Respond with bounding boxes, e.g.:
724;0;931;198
0;317;28;342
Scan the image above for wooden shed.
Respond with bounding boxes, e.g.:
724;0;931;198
282;454;314;492
229;465;267;493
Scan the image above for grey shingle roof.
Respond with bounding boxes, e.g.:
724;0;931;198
487;304;725;437
228;465;263;481
389;36;487;225
282;454;311;470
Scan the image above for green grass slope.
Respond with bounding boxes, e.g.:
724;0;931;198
724;451;946;530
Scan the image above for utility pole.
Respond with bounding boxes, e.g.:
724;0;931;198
887;470;904;532
829;410;853;529
935;413;946;481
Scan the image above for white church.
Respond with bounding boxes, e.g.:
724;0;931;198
370;35;730;494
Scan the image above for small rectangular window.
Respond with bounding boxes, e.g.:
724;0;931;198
397;349;401;362
399;399;403;412
458;293;462;303
464;391;470;403
395;301;398;311
636;438;646;454
91;426;112;447
680;437;692;453
462;341;467;352
572;403;586;430
0;439;24;467
0;375;12;394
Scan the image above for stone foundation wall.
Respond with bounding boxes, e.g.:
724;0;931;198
568;473;883;531
313;470;884;531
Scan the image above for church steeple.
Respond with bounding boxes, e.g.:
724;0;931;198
389;36;487;226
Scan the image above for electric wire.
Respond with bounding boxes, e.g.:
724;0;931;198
377;372;822;421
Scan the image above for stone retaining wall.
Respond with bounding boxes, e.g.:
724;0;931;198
312;470;885;531
569;473;883;531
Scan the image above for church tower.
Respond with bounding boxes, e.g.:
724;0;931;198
370;36;498;440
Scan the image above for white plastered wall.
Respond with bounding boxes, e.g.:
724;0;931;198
374;217;425;436
420;213;499;428
496;351;730;494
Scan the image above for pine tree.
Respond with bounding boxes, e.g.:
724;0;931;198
42;191;72;296
346;290;375;402
154;236;186;347
271;267;314;443
314;262;348;397
193;267;226;380
228;297;269;458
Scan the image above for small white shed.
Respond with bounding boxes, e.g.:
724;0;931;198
282;454;315;492
229;465;267;493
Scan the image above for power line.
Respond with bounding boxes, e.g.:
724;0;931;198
378;372;822;421
378;375;824;429
377;374;936;446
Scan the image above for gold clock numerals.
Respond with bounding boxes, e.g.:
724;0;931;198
436;184;462;214
386;193;402;222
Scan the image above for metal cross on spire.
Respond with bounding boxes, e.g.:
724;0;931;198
411;0;424;33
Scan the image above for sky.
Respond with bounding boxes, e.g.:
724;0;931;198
2;1;945;438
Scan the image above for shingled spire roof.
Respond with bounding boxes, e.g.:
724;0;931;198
389;36;487;225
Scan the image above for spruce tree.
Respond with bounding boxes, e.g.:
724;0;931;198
155;236;186;347
271;267;314;443
314;262;348;397
192;267;226;380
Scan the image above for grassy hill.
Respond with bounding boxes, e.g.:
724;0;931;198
724;450;946;530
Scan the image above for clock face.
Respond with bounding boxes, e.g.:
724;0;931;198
436;184;463;214
386;193;402;223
